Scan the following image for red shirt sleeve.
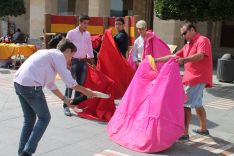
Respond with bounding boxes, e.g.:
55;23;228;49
175;48;184;58
197;38;211;57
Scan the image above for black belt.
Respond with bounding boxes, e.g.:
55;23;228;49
72;58;87;62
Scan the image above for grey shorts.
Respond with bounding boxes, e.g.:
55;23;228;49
184;83;206;108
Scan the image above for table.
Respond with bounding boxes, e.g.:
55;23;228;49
0;43;37;60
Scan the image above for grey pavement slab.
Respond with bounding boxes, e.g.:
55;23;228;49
0;68;234;156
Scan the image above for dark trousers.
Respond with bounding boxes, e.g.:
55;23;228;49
64;58;87;108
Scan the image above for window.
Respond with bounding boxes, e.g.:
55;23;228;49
221;21;234;48
110;0;123;17
58;0;76;15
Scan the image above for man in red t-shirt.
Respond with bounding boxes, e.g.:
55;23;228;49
155;23;213;141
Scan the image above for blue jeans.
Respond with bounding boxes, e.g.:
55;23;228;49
14;83;51;155
64;59;87;107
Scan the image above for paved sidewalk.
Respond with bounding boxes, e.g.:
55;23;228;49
0;68;233;156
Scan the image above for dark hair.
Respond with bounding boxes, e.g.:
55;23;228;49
182;22;197;32
16;28;21;32
115;17;125;25
57;39;77;53
48;33;67;49
79;14;90;22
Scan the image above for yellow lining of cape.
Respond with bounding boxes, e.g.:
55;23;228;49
147;55;157;71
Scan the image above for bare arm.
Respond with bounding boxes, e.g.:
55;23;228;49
51;85;94;100
51;89;64;100
50;89;72;107
177;53;204;64
50;52;94;99
50;85;93;109
72;84;94;98
154;55;174;63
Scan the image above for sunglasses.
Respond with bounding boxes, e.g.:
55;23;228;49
181;30;188;36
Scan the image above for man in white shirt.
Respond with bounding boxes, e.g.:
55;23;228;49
14;40;94;156
64;15;95;116
132;20;147;67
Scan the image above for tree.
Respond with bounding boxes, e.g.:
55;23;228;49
154;0;234;45
0;0;26;18
154;0;234;22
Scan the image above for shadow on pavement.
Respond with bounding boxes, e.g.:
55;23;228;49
190;114;219;129
0;69;11;74
71;113;108;125
158;142;216;156
206;84;234;100
159;134;234;156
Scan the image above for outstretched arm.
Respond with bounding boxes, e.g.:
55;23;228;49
154;55;174;63
176;53;204;64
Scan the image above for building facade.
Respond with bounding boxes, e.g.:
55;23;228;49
1;0;233;59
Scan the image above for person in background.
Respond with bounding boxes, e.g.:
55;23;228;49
14;40;94;156
12;28;23;43
155;23;213;141
114;17;129;58
48;33;67;49
63;14;95;116
132;20;147;67
13;28;22;40
128;20;170;71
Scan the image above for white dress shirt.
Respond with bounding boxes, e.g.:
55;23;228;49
132;36;144;62
14;49;77;90
66;26;94;59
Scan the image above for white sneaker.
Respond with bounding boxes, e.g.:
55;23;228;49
64;107;72;116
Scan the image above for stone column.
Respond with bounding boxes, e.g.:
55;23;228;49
29;0;45;39
0;20;8;37
133;0;154;28
75;0;89;15
88;0;110;16
45;0;58;15
133;0;145;20
29;0;58;39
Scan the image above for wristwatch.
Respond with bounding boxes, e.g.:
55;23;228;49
63;96;69;104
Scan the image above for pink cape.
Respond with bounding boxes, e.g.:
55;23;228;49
143;31;171;70
127;49;137;71
107;57;185;153
128;31;171;71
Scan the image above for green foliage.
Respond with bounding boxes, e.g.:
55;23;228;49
0;0;26;18
154;0;234;22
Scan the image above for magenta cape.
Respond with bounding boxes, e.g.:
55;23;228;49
107;57;185;153
128;31;171;71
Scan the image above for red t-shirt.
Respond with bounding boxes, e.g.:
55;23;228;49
176;33;213;88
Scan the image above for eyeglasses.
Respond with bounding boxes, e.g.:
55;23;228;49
115;23;123;26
